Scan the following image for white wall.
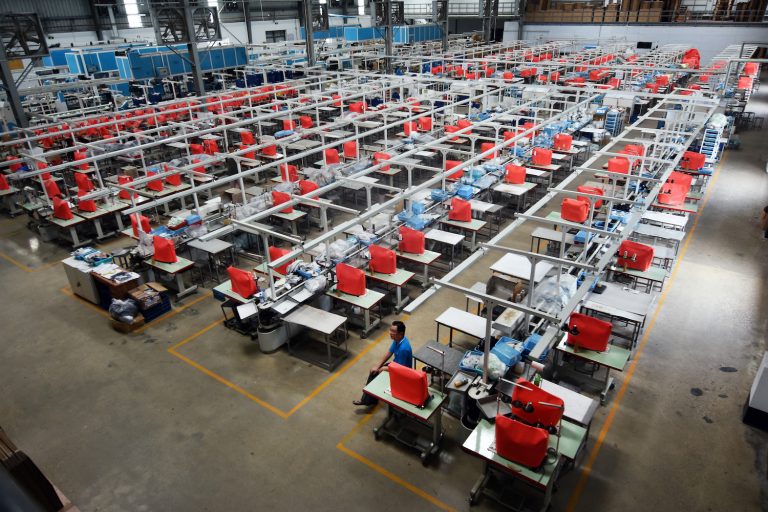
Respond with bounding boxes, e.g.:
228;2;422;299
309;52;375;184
503;21;767;63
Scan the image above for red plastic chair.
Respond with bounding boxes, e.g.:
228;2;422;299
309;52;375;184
203;139;219;155
577;185;604;209
369;244;396;275
280;164;299;182
343;141;358;159
532;148;552;166
272;190;293;213
299;115;313;129
131;214;151;237
283;119;297;131
480;142;498;160
298;180;319;195
227;266;257;298
374;152;391;171
77;189;97;212
617;240;654;271
448;197;471;222
324;148;340;165
446;160;464;181
510;378;565;428
495;415;549;468
398;226;425;254
567;313;612;352
75;173;94;193
52;196;73;220
505;164;525;184
607;157;630;174
336;263;366;296
560;198;590;223
44;179;61;198
268;246;293;275
418;117;433;131
153;236;177;263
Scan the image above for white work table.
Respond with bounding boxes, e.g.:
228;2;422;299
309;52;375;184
490;252;554;284
642;210;688;230
435;306;487;347
284;304;348;371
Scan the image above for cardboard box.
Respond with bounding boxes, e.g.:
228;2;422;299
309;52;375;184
222;188;246;204
128;282;166;310
111;314;145;333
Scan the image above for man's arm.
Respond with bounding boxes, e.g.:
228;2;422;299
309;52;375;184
371;351;393;374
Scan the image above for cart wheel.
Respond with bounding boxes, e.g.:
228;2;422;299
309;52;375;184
373;428;382;441
420;452;429;466
469;493;478;506
609;382;616;390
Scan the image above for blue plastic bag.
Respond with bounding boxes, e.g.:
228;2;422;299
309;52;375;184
456;185;474;200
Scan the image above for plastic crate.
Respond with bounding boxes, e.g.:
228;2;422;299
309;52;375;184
459;350;485;375
491;338;523;367
143;293;172;323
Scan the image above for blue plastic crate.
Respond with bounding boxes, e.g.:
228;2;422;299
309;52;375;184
491;338;522;367
459;350;485;375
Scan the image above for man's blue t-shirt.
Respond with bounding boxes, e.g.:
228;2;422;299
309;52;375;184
389;337;413;367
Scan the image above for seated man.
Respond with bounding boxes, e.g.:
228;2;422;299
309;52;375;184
353;321;412;407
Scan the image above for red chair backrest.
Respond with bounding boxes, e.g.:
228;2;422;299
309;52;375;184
262;144;277;156
577;185;604;209
331;94;342;107
299;115;313;129
75;173;94;193
657;182;687;205
505;164;525;184
44;179;61;198
449;197;471;222
617;240;654;271
268;246;292;275
495;415;549;468
153;236;177;263
283;119;297;131
389;362;429;407
52;196;73;220
324;148;340;165
457;119;472;133
667;171;693;191
343;141;358;159
240;131;255;145
369;244;397;274
532;148;552;166
561;198;590;223
73;150;89;170
553;133;572;151
503;71;514;80
624;144;645;157
568;312;612;352
280;164;299;182
399;226;425;254
76;189;97;212
446;160;464;180
147;172;164;192
166;171;182;186
349;101;366;113
131;214;151;236
240;144;255;160
117;175;134;200
203;139;219;155
503;131;516;142
336;263;366;296
445;125;460;141
272;190;293;213
480;142;497;160
189;143;204;155
227;266;257;298
374;152;391;171
681;151;705;171
298;180;319;195
418;117;433;131
0;174;8;191
607;157;630;174
510;378;565;428
404;121;417;136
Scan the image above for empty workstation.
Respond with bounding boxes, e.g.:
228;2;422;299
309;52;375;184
0;1;767;511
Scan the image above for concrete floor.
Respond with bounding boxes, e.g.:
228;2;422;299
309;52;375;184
2;85;768;512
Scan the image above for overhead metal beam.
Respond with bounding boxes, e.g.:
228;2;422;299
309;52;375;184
301;0;316;67
243;0;253;44
88;0;105;42
0;43;29;128
183;0;206;96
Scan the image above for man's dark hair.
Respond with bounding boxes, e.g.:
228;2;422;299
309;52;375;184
392;320;406;335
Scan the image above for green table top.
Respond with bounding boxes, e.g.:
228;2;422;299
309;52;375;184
463;418;586;487
147;256;194;274
49;214;87;227
441;218;487;232
100;201;128;213
363;372;446;421
326;284;385;309
493;182;537;195
396;249;441;265
365;267;415;287
556;339;631;371
611;264;667;283
0;187;19;196
651;201;699;214
213;280;254;304
272;210;307;221
75;207;111;220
